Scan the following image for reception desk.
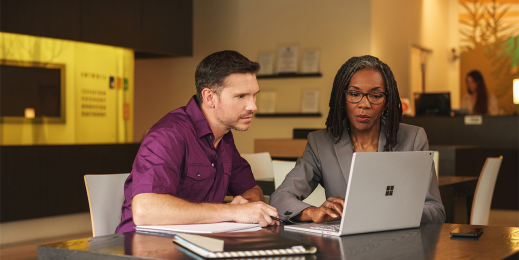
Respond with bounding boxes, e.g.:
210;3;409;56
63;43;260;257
258;115;518;210
403;115;518;210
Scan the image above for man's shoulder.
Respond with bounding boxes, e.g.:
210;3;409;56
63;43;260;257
147;107;193;136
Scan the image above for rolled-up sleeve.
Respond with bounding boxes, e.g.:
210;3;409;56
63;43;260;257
131;128;186;197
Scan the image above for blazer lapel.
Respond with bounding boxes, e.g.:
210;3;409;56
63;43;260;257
335;120;389;183
334;128;354;184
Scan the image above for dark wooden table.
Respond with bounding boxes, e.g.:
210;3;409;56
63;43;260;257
258;176;479;224
38;223;519;260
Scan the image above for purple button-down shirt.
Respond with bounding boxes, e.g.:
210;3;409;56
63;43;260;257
115;96;257;233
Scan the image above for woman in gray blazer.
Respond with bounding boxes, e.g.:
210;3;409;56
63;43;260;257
270;55;445;223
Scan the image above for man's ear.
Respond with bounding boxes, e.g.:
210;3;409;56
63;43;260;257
201;88;216;108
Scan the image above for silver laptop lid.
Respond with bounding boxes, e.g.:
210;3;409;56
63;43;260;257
339;151;433;235
284;151;433;236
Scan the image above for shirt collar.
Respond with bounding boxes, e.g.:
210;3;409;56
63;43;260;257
186;95;232;144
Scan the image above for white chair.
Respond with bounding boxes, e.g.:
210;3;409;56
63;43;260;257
84;173;129;237
470;156;503;225
272;160;326;207
432;151;439;180
241;152;274;180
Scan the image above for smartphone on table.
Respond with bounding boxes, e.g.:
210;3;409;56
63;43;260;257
450;227;483;237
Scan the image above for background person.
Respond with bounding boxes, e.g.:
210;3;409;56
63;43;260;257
461;70;499;115
270;55;445;223
116;50;279;233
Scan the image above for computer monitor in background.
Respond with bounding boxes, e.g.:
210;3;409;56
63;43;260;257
414;92;451;116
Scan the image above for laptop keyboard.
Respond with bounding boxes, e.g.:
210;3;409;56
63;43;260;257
309;224;340;231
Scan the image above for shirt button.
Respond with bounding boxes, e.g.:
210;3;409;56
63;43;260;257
212;163;215;167
196;172;200;177
209;135;213;139
229;168;232;172
206;197;211;201
215;153;217;158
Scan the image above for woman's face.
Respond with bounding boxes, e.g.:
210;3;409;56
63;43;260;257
344;69;387;133
466;76;477;94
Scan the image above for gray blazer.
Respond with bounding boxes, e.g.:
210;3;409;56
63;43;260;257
270;122;446;223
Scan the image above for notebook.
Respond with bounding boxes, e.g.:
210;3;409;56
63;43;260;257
284;151;434;236
173;232;317;258
136;222;261;234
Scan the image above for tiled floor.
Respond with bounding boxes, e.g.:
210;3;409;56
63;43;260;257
1;210;518;260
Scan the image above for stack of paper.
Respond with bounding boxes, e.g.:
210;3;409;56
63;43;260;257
135;222;261;234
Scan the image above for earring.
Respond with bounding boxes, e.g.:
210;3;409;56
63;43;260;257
382;109;388;116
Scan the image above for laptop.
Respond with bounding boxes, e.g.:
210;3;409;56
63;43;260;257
284;151;434;236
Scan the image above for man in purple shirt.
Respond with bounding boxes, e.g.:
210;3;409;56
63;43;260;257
116;50;279;233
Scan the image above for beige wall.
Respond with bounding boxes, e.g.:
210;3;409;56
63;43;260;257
134;0;461;153
371;0;460;108
134;0;372;153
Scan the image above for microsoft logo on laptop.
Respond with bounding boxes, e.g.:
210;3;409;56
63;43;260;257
385;186;394;196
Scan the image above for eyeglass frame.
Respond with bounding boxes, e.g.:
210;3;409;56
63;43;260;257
344;90;388;105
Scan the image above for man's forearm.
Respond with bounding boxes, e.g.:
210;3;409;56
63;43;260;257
132;193;233;225
132;191;279;227
239;185;264;202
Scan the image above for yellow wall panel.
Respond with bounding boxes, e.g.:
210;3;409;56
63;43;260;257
0;32;134;145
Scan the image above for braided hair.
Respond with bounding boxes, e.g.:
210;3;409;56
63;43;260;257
325;55;402;151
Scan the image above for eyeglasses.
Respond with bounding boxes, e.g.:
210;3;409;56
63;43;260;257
344;90;387;105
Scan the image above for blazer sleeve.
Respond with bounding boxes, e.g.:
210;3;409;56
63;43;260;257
269;132;323;221
414;127;446;223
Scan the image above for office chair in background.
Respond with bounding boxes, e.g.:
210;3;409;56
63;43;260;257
84;173;129;237
241;152;274;180
432;151;439;180
272;160;326;207
240;152;274;203
470;156;503;225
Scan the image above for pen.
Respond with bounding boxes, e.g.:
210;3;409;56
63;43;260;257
270;216;294;224
270;216;283;222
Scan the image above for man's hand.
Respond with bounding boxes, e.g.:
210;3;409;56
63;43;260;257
296;196;345;223
230;201;279;227
229;195;249;205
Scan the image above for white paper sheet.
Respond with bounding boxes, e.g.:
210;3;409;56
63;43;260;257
136;222;261;234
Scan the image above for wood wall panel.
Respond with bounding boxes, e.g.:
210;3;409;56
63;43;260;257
0;144;140;222
81;0;142;49
140;0;193;56
0;0;81;41
0;0;192;58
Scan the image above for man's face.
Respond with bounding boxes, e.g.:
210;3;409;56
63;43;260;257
214;73;259;131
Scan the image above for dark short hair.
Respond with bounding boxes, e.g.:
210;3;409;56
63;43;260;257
326;55;402;151
195;50;260;103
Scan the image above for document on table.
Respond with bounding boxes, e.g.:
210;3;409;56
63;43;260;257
135;222;261;234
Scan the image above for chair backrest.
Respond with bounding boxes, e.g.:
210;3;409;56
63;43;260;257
241;152;274;180
272;160;326;207
470;156;503;225
84;173;129;237
433;151;439;179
